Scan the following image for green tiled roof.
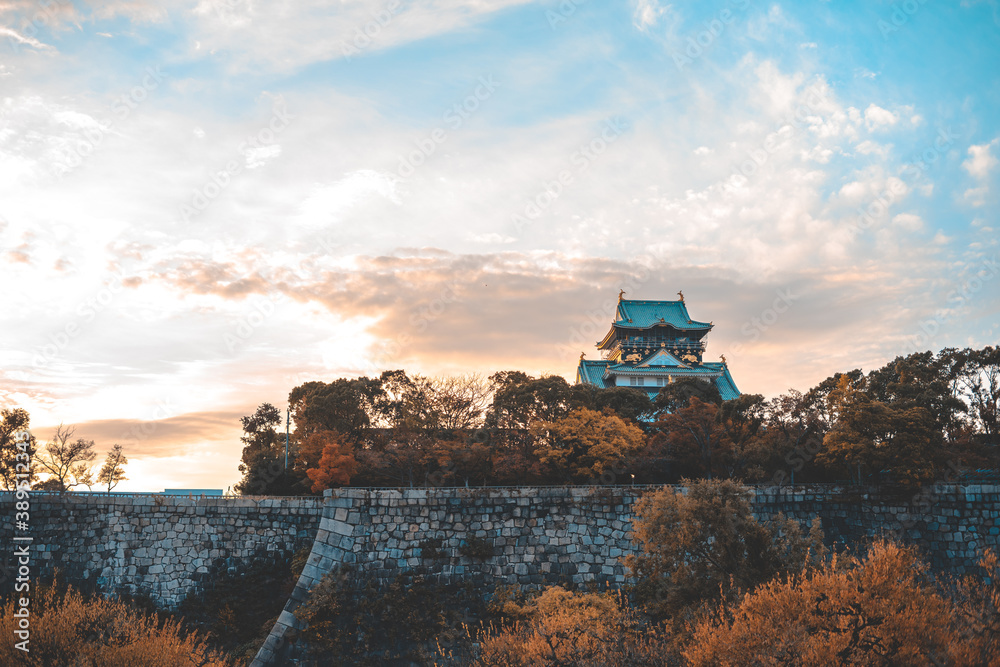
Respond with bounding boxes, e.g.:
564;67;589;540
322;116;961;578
707;363;742;401
614;299;712;331
576;358;741;402
577;359;612;385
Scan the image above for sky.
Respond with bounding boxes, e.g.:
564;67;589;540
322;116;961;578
1;0;998;492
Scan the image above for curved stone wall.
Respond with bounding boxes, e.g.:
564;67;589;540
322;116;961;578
250;483;1000;665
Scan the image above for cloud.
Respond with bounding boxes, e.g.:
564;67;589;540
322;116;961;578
891;213;924;231
963;138;999;179
32;410;244;459
632;0;667;31
864;104;898;131
0;25;53;50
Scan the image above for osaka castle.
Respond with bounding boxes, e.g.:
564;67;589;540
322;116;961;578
576;292;741;401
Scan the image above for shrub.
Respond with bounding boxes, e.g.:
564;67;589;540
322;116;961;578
627;478;825;620
684;540;969;666
0;582;229;666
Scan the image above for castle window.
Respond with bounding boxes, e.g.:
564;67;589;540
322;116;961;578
630;377;644;386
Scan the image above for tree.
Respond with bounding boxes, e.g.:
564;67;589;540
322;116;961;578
430;437;493;487
289;376;384;441
716;393;767;479
652;377;722;416
627;479;824;619
685;541;969;666
97;444;128;492
235;403;296;495
305;432;357;493
948;346;1000;446
818;377;939;488
533;407;646;482
592;386;654;423
36;425;97;492
0;407;38;490
427;374;491;430
487;374;593;458
653;397;724;478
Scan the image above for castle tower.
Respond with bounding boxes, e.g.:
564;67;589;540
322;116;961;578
575;292;741;400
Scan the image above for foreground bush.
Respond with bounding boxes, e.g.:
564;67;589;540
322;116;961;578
627;479;825;620
0;583;229;666
684;540;992;667
439;586;680;667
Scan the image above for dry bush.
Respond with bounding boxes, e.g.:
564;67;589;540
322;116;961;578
684;540;971;666
0;583;229;667
445;586;680;667
947;548;1000;666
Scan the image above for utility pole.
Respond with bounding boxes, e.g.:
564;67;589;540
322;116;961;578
285;408;290;470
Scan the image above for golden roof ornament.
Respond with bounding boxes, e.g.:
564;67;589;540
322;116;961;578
720;354;727;366
580;351;585;361
677;290;684;303
618;289;626;301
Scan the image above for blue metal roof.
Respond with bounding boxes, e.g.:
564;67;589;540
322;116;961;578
703;363;742;401
614;299;712;331
577;358;741;401
577;359;612;385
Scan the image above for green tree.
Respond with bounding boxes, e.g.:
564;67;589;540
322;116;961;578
289;377;383;441
948;346;1000;446
818;377;939;487
235;403;295;495
627;479;824;619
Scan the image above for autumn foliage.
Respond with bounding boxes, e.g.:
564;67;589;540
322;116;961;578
686;541;968;666
304;430;357;492
0;583;229;666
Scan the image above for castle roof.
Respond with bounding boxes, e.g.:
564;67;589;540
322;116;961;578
613;299;712;331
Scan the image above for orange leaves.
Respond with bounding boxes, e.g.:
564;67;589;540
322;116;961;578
533;407;646;482
304;430;357;493
684;541;974;667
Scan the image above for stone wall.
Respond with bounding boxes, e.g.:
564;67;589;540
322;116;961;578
250;483;1000;665
2;484;998;665
0;493;323;609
